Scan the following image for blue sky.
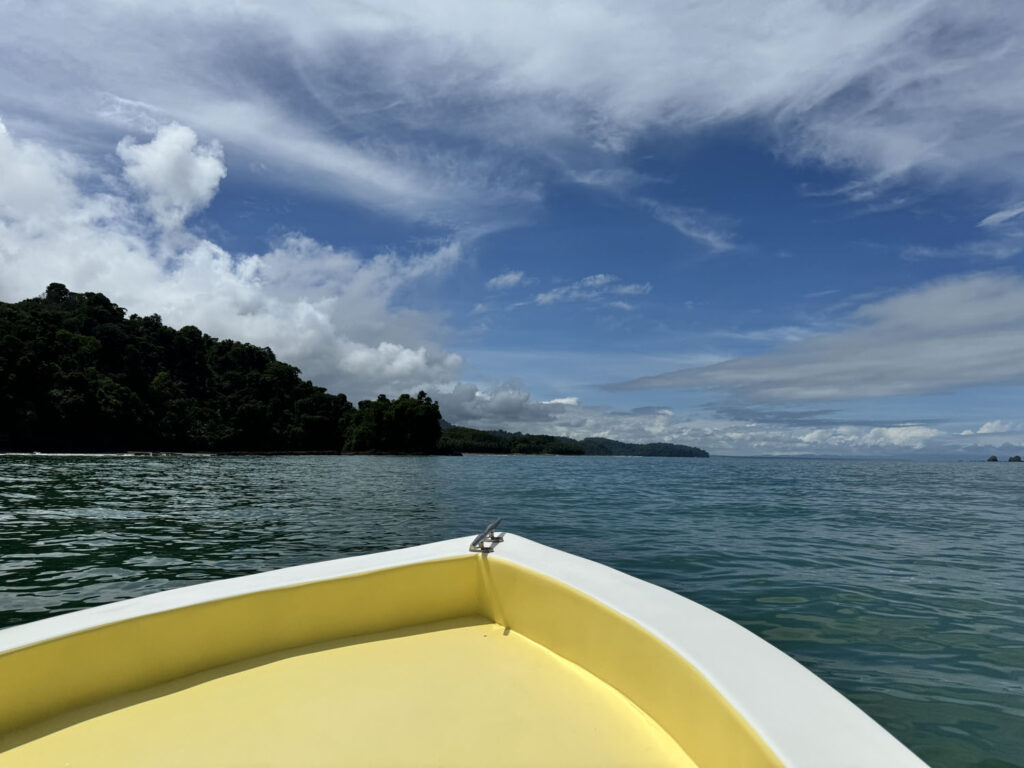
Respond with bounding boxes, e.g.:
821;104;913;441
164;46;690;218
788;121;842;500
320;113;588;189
2;1;1024;456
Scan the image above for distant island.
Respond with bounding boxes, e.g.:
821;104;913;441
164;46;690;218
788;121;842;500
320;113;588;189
0;285;708;458
440;424;708;457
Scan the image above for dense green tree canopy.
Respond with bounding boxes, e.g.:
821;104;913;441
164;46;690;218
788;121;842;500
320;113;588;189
439;426;708;457
1;285;707;457
0;285;442;453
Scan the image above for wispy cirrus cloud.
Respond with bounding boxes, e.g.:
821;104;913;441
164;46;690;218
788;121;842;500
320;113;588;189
609;272;1024;402
902;208;1024;261
901;238;1024;262
485;270;526;290
534;274;651;308
716;326;821;344
6;1;1024;231
709;405;942;430
641;199;737;252
978;205;1024;228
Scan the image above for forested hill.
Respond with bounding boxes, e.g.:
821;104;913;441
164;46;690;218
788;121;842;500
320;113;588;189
439;425;708;457
0;284;442;453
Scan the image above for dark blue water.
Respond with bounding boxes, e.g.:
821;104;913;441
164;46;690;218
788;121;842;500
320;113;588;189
1;455;1022;766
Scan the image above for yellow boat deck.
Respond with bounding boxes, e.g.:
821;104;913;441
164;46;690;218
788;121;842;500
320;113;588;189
2;551;792;767
2;616;694;767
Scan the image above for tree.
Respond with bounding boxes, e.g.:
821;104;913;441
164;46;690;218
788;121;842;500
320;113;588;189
0;287;441;453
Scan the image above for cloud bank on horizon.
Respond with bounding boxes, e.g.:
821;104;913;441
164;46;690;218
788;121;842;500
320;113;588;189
2;1;1024;456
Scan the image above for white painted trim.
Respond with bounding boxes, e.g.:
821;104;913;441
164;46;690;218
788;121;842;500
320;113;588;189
491;534;928;768
0;533;927;766
0;537;475;656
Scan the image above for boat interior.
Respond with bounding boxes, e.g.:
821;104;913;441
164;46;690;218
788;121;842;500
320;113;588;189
0;554;781;767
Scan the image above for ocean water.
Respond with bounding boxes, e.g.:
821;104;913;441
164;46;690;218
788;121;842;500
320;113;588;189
1;454;1021;766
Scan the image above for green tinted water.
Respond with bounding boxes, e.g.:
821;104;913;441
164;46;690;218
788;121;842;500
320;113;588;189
1;455;1022;766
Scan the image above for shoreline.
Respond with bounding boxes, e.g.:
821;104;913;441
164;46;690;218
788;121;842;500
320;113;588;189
0;450;460;458
0;450;714;459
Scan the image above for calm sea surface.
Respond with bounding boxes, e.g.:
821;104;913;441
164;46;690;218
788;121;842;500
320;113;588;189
1;454;1021;766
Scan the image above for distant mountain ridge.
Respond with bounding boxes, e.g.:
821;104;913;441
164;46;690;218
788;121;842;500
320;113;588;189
439;423;708;457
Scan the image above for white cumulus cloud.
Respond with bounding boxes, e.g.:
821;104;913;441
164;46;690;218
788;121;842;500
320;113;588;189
543;397;579;406
436;382;979;456
798;426;943;451
977;420;1016;434
0;121;462;399
116;124;226;231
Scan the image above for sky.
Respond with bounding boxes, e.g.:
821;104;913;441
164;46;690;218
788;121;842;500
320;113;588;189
2;0;1024;457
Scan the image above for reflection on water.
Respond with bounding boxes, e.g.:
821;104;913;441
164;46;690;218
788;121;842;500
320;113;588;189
1;454;1022;767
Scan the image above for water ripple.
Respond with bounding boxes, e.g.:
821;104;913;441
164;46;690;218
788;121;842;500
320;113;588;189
1;454;1022;767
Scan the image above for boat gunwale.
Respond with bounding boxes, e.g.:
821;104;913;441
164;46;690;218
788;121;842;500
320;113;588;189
492;536;927;768
0;533;928;767
0;539;477;658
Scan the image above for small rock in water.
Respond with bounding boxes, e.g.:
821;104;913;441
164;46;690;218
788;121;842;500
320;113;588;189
987;455;999;461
